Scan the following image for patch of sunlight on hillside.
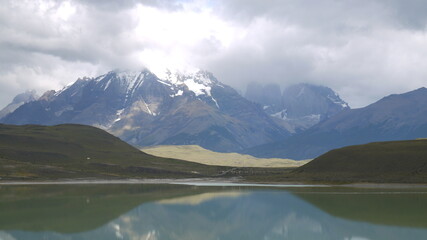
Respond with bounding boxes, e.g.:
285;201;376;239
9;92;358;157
142;145;310;168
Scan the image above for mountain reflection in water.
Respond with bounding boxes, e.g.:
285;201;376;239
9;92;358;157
0;184;427;240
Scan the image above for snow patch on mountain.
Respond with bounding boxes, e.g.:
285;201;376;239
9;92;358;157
170;90;183;97
103;79;112;90
113;108;125;123
54;105;73;117
153;69;222;108
117;71;145;98
161;69;220;95
157;79;172;87
143;100;155;116
327;94;349;108
271;110;288;120
55;81;78;97
212;96;220;109
183;78;212;96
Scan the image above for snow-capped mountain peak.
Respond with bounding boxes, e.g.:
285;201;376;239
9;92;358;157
114;71;148;100
160;69;221;97
49;68;224;116
56;68;223;100
136;69;221;109
55;77;92;96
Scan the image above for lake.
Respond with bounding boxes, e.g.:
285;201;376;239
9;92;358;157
0;182;427;240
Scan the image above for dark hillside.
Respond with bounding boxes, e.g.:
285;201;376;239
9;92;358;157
0;124;225;180
292;139;427;183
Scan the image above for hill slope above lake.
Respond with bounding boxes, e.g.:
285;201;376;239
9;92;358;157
291;139;427;183
0;124;225;180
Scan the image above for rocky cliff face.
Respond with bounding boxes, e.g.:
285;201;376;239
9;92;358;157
245;83;349;132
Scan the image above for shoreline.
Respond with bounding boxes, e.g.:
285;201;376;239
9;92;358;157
0;178;321;188
1;178;427;189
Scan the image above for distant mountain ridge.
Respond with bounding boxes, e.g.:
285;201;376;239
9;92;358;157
0;90;38;119
1;69;289;152
245;87;427;159
245;83;349;132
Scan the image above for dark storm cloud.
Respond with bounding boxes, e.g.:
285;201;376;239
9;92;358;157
386;0;427;29
199;0;427;107
215;0;427;30
0;0;427;108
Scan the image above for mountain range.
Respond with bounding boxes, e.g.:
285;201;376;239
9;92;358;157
245;87;427;159
0;69;289;152
2;69;426;160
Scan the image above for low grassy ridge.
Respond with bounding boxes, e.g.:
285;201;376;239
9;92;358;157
290;139;427;183
142;145;310;168
3;124;426;183
0;124;231;180
0;124;295;181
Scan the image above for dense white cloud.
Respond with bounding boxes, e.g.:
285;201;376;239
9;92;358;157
0;0;426;108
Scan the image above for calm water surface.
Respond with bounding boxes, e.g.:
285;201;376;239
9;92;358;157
0;183;427;240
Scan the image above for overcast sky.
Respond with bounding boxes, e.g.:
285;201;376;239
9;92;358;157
1;0;427;108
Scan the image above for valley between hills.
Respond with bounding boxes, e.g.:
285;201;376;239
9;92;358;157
1;123;427;184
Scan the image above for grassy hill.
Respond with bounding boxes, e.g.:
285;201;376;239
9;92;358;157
0;124;228;180
291;139;427;183
142;145;310;168
3;124;426;183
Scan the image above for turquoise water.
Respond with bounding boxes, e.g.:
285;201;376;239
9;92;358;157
0;183;426;239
